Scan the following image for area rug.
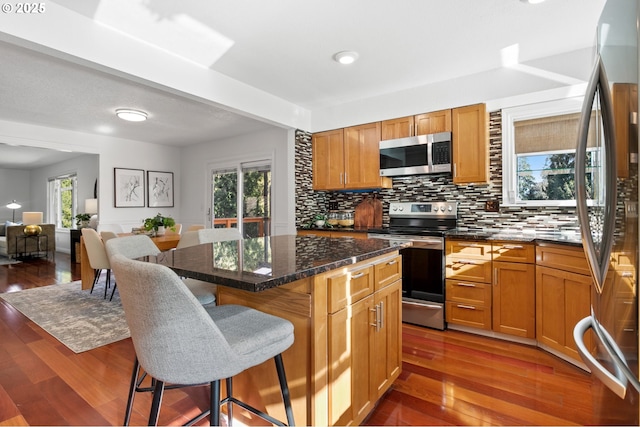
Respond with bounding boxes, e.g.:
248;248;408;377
0;281;130;353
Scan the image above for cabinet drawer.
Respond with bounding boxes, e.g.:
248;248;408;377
374;255;402;291
535;243;590;275
446;279;491;305
327;265;374;313
445;257;492;283
446;240;492;260
492;242;535;263
446;301;491;330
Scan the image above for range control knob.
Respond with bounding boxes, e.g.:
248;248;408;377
440;206;445;212
448;206;453;212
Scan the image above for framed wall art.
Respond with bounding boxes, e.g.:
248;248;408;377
114;168;145;208
147;170;174;207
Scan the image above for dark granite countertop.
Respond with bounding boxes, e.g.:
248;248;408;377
150;234;404;292
446;229;583;247
298;226;370;233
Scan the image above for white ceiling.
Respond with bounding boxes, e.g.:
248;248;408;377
0;0;607;167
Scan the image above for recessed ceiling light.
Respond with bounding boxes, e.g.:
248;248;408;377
115;109;148;122
333;51;359;65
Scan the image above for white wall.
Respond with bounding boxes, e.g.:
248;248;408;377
179;127;295;236
0;168;30;222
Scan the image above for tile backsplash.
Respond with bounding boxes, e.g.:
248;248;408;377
295;110;636;232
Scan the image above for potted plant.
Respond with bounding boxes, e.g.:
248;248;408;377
75;213;92;229
143;213;176;236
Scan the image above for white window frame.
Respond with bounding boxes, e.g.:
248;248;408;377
502;96;587;207
48;173;78;229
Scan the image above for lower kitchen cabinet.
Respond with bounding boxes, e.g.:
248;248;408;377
327;254;402;426
493;261;535;338
372;280;402;399
492;242;536;339
536;260;592;361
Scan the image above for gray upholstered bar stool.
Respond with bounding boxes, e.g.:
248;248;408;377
110;254;295;426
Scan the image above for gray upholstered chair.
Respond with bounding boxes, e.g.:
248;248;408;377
81;228;112;299
105;235;217;305
110;254;295;426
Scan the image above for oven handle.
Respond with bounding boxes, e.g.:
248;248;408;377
402;300;442;310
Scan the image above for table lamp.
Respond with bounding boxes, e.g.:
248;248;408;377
22;212;43;235
6;200;21;222
85;198;98;229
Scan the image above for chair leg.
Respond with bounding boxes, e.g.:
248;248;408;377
275;354;295;426
210;380;220;426
123;357;140;426
90;269;100;294
103;269;112;299
226;378;233;426
148;379;165;426
109;281;118;301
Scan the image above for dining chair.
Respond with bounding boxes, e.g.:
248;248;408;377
100;231;118;242
110;254;295;426
175;230;199;249
186;224;205;232
105;235;217;306
164;223;182;235
81;228;112;299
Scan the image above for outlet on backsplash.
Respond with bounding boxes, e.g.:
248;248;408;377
485;200;499;212
328;201;339;210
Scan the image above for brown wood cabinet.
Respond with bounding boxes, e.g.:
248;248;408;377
381;109;452;140
312;123;391;191
535;244;592;361
218;250;401;426
613;83;638;178
452;103;489;184
327;253;402;426
492;242;535;339
445;239;493;330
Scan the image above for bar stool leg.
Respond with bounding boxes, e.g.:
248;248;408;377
275;354;295;426
148;379;165;426
226;378;233;426
123;357;140;426
210;380;220;426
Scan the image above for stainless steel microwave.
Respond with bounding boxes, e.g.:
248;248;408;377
379;131;452;177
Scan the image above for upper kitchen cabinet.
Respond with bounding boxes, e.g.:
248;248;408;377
452;103;489;184
381;109;452;140
612;83;638;178
313;123;391;191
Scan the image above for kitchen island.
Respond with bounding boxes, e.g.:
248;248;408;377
150;234;403;426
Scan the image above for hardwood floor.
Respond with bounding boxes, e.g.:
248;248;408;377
0;254;638;426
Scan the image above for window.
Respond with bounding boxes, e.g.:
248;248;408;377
48;174;78;228
502;97;601;206
210;160;272;238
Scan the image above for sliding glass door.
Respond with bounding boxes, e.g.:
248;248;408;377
210;160;271;238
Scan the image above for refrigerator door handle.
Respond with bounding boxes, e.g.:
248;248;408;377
574;316;628;399
575;54;617;294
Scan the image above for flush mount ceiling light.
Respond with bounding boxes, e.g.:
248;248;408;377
520;0;545;3
115;108;148;122
333;51;359;65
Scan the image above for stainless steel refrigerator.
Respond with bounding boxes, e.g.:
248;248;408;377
573;0;640;423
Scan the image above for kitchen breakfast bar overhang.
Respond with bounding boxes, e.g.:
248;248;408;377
148;234;403;426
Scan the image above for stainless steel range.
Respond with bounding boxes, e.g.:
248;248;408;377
368;201;457;330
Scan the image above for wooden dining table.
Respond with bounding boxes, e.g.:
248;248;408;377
79;233;181;290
